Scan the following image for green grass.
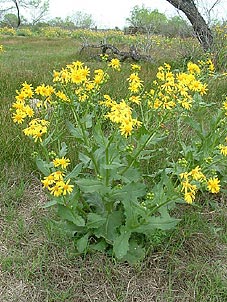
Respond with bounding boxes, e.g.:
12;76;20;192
0;35;227;301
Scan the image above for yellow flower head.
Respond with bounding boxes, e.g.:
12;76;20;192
187;62;201;74
190;166;206;181
207;177;220;194
108;58;121;71
131;64;141;71
219;144;227;156
53;157;70;169
23;118;49;142
129;95;141;105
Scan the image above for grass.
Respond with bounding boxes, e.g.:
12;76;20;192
0;34;227;301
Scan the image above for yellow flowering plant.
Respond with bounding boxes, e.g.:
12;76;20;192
11;58;227;263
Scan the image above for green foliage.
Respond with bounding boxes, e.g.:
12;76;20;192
5;34;227;264
127;6;168;34
0;35;227;302
0;13;19;28
68;11;95;29
10;54;226;262
126;5;191;38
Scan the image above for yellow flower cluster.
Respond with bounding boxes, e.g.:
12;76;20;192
187;62;201;74
222;97;227;115
0;27;16;36
108;58;121;71
127;72;143;93
53;61;90;84
131;64;141;71
149;62;207;111
100;95;141;137
41;170;74;197
12;83;35;124
35;84;55;97
15;82;34;101
180;166;220;203
198;57;215;75
53;156;71;169
218;124;227;155
52;62;107;102
23;119;49;142
34;84;56;108
0;45;4;53
221;98;227;153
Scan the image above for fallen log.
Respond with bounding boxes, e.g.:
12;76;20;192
79;42;154;62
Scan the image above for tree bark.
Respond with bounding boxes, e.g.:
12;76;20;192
12;0;21;27
166;0;213;51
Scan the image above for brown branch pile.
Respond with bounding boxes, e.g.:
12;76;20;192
80;42;154;62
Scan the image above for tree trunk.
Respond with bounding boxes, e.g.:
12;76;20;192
13;0;21;28
166;0;213;51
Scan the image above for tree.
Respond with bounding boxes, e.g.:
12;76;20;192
127;6;168;35
165;16;192;37
25;0;49;25
48;16;75;29
0;0;49;27
68;11;95;29
0;12;18;27
166;0;213;51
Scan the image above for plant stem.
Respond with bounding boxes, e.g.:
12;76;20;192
120;130;159;176
71;106;99;175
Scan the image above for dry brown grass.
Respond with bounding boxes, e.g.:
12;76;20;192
1;174;226;302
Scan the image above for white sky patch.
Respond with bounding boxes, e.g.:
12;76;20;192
47;0;227;28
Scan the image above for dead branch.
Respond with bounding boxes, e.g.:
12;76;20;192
79;42;154;62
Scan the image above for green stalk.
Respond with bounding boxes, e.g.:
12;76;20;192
149;197;174;216
120;131;157;176
71;106;99;175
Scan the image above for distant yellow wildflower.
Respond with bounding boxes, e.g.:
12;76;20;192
108;58;121;71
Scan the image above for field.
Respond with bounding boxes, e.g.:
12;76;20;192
0;30;227;302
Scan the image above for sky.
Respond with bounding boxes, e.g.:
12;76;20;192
48;0;227;28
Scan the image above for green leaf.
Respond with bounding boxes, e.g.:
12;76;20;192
93;147;105;162
66;120;83;139
121;240;145;264
135;215;180;234
76;233;89;253
84;192;105;213
93;124;108;146
53;220;79;236
82;113;93;129
36;158;51;176
65;163;83;180
113;182;146;202
87;213;106;229
89;239;107;252
77;178;108;194
57;204;85;227
78;152;91;166
41;130;54;146
42;199;58;208
102;162;124;169
59;142;68;157
120;167;141;182
113;227;131;259
112;182;147;228
94;211;123;242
